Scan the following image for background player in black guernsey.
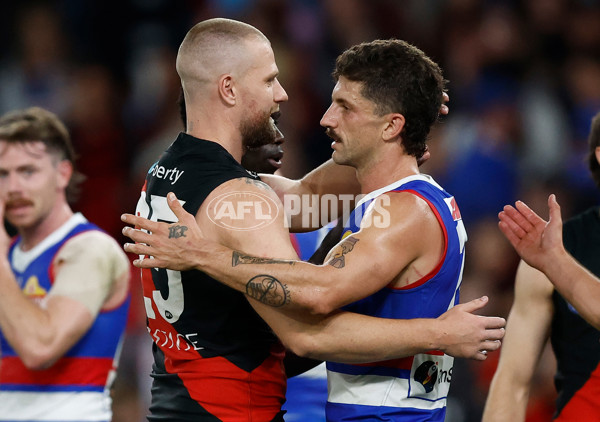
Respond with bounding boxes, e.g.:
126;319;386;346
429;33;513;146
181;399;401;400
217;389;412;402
483;111;600;420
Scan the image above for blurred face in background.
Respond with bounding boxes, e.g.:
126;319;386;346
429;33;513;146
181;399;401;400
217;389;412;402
0;141;70;230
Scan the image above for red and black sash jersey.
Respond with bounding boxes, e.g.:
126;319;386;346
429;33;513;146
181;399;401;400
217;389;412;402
551;206;600;420
136;133;286;422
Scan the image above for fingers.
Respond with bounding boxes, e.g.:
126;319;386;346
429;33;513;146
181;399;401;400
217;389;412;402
548;194;562;226
498;218;522;247
440;92;450;116
121;213;161;233
502;204;535;233
514;200;545;229
122;226;154;244
132;256;166;269
481;315;507;330
456;296;489;313
479;339;502;352
480;326;505;341
417;147;431;167
167;192;191;222
123;241;152;256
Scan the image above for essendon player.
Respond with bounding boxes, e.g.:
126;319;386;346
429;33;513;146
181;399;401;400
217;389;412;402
485;112;600;421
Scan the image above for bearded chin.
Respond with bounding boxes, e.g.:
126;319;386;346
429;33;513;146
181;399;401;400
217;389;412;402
241;113;277;150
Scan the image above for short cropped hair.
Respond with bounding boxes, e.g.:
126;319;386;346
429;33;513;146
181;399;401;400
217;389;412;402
588;111;600;188
0;107;85;202
333;39;446;158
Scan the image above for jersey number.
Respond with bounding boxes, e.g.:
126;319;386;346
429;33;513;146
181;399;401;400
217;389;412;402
136;191;187;323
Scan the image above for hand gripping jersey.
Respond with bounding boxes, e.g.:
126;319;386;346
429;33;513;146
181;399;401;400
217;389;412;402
326;175;467;422
136;133;286;422
0;213;130;422
550;207;600;421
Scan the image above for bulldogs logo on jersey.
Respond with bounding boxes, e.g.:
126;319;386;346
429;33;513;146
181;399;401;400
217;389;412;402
414;360;438;393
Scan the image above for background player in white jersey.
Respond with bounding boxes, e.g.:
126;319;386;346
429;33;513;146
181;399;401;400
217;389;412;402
0;107;130;422
124;37;504;421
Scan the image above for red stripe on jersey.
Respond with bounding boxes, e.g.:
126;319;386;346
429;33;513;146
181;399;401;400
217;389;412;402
0;356;113;386
289;233;301;258
353;350;445;369
555;360;600;421
388;189;448;290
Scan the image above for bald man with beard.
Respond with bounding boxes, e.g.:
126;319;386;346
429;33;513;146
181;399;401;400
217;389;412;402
131;19;505;422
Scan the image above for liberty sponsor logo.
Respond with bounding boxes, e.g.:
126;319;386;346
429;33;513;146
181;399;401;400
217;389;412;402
206;191;279;231
148;163;185;185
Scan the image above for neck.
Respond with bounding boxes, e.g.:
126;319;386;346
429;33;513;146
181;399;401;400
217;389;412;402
185;102;244;162
19;203;74;251
356;152;419;195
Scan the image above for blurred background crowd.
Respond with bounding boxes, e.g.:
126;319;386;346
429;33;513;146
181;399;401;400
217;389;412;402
1;0;599;420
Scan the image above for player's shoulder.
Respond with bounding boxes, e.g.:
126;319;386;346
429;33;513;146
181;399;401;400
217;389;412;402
370;189;432;220
209;176;281;204
60;230;128;263
200;176;287;239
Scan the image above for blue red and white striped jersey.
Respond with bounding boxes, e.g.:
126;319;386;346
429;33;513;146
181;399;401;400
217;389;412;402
0;213;130;422
326;174;467;422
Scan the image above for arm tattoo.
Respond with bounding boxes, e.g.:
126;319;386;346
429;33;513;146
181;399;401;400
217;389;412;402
243;177;271;191
232;251;295;267
327;237;359;269
168;225;188;239
246;274;290;307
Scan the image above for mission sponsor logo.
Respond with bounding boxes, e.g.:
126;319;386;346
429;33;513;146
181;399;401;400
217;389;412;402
413;360;452;394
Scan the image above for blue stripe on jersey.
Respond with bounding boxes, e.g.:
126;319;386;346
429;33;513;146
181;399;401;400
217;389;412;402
326;401;446;421
0;384;105;393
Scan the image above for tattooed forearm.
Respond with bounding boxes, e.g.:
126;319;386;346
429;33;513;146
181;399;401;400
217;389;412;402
169;225;188;239
327;237;359;269
232;251;296;267
246;275;290;307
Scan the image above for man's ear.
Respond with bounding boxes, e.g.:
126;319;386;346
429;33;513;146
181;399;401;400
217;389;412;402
56;160;73;190
218;74;236;106
595;146;600;166
382;114;405;141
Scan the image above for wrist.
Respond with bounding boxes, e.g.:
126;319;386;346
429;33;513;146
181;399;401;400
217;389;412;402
540;245;569;275
424;318;446;352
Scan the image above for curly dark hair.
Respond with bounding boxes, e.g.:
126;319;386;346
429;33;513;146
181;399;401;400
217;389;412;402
0;107;85;203
333;39;446;158
588;111;600;188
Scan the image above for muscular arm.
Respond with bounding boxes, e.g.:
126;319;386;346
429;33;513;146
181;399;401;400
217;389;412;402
124;186;505;362
499;194;600;329
125;192;441;316
482;261;554;421
0;230;129;369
